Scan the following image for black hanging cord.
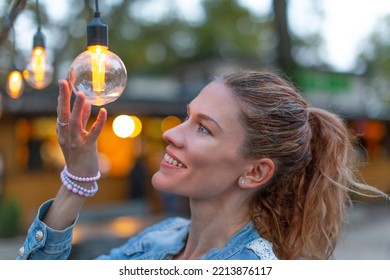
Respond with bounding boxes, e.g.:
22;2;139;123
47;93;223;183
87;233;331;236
0;0;27;47
87;0;108;47
11;21;16;58
35;0;41;30
3;15;18;70
11;21;20;71
95;0;100;17
33;0;45;48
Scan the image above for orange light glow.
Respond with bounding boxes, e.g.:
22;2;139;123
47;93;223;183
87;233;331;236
161;116;182;132
31;46;46;85
6;70;24;99
88;45;108;93
24;46;54;89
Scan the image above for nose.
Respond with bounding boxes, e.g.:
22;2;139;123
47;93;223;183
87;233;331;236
162;121;185;148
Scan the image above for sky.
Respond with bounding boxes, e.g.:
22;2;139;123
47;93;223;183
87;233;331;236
288;0;390;72
6;0;390;73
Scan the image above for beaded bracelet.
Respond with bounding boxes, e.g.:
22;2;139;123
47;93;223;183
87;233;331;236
64;165;101;182
60;170;99;197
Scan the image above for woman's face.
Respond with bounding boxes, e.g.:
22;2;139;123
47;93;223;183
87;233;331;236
152;81;251;199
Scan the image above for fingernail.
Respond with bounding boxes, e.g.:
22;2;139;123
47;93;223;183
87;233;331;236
75;92;84;100
58;80;64;91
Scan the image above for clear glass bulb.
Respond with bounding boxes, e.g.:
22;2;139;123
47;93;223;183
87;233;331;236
6;70;24;99
68;45;127;106
23;46;53;89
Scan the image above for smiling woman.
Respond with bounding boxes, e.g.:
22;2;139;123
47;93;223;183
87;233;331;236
16;69;388;260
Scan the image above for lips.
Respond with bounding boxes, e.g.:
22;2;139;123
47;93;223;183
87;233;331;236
163;153;186;168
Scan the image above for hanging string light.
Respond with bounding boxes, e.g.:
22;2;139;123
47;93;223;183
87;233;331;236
6;67;24;99
5;16;24;99
68;0;127;106
23;0;53;90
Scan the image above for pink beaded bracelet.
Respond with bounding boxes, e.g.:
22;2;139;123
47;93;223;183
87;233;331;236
63;165;101;182
60;170;98;197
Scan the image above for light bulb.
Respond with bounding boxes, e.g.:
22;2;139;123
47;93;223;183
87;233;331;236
69;45;127;106
68;9;127;106
6;70;24;99
23;28;53;89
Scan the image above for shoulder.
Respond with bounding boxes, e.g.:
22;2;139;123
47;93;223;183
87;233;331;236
96;216;190;259
245;237;278;260
205;221;278;260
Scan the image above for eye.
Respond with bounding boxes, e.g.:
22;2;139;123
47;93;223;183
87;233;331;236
198;123;211;135
184;113;211;135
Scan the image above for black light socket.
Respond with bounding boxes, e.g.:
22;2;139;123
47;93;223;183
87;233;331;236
33;28;45;48
87;13;108;47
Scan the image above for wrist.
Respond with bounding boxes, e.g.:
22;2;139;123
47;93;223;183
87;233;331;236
60;166;100;198
64;165;101;182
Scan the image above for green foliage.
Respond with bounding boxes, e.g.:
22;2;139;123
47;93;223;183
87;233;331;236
107;0;274;75
1;0;275;78
359;16;390;76
0;198;22;238
359;15;390;104
0;0;326;81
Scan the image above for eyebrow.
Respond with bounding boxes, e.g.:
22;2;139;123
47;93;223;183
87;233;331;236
187;104;223;132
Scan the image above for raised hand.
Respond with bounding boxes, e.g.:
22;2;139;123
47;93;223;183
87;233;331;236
56;79;107;178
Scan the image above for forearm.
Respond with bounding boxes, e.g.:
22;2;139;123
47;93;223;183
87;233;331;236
43;184;87;230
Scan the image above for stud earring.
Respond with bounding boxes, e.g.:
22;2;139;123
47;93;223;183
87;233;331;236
240;178;245;185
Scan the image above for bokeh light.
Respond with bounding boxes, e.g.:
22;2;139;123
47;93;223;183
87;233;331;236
161;116;182;133
112;115;142;138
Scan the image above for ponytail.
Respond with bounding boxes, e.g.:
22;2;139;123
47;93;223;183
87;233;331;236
301;108;354;259
252;107;387;260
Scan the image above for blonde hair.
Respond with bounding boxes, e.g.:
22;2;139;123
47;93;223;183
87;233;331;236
216;70;388;259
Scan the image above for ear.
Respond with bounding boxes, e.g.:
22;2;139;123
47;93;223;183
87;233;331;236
239;158;275;189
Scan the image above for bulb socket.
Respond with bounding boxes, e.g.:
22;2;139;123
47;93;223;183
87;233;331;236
33;28;46;48
87;13;108;47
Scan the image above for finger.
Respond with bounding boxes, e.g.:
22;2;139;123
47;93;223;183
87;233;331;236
81;102;92;130
69;92;86;136
56;79;72;125
87;108;107;143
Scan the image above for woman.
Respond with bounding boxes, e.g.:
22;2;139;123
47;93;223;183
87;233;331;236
17;70;386;260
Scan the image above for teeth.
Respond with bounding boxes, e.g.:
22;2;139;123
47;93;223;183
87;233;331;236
164;154;184;167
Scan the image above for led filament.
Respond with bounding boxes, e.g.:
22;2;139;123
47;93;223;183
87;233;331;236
6;70;24;99
90;45;107;93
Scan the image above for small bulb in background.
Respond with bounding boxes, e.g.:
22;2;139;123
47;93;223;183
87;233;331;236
6;69;24;99
23;28;53;89
68;4;127;106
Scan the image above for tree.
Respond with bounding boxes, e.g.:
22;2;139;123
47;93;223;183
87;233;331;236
359;15;390;104
0;0;27;46
0;0;326;87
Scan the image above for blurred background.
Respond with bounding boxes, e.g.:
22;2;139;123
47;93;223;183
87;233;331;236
0;0;390;259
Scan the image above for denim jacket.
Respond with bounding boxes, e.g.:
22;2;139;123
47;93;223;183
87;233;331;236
17;200;278;260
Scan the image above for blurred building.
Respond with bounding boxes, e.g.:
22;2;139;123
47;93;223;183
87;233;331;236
0;67;390;234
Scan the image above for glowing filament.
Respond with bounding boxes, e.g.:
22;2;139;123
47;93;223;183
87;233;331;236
31;46;46;85
7;71;23;99
88;45;107;93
